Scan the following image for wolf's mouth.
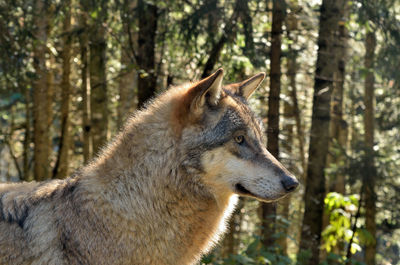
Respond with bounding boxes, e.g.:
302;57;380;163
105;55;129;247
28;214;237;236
234;183;285;202
235;183;253;196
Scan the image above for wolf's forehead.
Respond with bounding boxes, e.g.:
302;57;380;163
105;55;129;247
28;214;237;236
222;95;264;140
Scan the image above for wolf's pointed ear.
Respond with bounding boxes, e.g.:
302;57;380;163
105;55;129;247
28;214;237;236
190;68;224;112
225;72;266;99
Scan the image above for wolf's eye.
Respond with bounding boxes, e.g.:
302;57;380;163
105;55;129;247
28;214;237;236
234;135;244;144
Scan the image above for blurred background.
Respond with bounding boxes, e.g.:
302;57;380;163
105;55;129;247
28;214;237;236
0;0;399;264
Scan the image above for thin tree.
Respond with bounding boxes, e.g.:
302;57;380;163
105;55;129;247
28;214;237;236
23;86;32;181
277;97;295;254
286;8;306;178
88;0;109;154
136;0;158;108
32;0;50;181
363;30;377;265
79;10;92;163
260;0;286;249
54;0;72;179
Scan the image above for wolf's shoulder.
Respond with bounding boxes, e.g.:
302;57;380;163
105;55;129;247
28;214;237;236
0;178;77;228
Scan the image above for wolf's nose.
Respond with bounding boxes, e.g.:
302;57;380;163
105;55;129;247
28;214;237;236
281;175;299;192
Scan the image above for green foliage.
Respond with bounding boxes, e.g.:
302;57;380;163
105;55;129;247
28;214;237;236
322;192;362;255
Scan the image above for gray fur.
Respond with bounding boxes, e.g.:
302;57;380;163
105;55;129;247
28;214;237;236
0;71;298;265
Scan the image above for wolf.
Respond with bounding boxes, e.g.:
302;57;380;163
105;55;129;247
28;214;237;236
0;69;298;265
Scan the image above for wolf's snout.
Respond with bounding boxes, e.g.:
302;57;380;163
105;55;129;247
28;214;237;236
281;175;299;192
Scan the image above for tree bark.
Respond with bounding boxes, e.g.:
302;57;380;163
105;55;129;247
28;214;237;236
260;0;285;249
32;0;50;181
136;0;158;108
288;48;306;178
79;17;92;164
118;48;136;128
328;4;349;195
277;98;295;254
54;0;72;179
363;30;377;265
89;0;108;154
23;86;31;181
298;0;344;263
47;49;55;167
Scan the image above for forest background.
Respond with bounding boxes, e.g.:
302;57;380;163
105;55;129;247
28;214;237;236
0;0;399;264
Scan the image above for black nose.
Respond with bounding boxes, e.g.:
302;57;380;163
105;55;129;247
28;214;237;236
281;175;299;192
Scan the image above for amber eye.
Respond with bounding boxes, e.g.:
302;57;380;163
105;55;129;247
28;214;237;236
234;135;244;144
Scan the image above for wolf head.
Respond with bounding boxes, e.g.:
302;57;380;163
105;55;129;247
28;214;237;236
173;69;299;203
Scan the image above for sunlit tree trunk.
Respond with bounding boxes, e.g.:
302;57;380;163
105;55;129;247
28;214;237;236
33;0;50;181
328;3;350;195
298;0;344;263
47;50;55;169
286;12;306;178
79;15;92;164
277;98;295;254
260;0;285;249
118;49;136;128
136;0;158;108
363;30;377;265
23;86;31;181
54;0;72;179
89;0;108;154
286;19;306;255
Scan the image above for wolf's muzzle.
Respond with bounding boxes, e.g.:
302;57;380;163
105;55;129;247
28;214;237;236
281;175;299;192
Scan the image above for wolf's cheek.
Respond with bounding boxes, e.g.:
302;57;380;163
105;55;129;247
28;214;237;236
201;147;287;202
223;158;287;201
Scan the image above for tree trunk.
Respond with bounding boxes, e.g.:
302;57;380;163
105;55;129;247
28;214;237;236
47;49;55;168
54;1;72;179
89;1;108;154
298;0;344;264
23;86;31;181
79;20;92;164
363;30;377;265
136;0;158;108
260;0;285;249
328;3;350;195
288;48;306;178
32;0;50;181
277;98;295;254
118;49;136;128
286;22;307;256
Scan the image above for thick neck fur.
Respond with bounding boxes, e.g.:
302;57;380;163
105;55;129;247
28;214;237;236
76;88;237;265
